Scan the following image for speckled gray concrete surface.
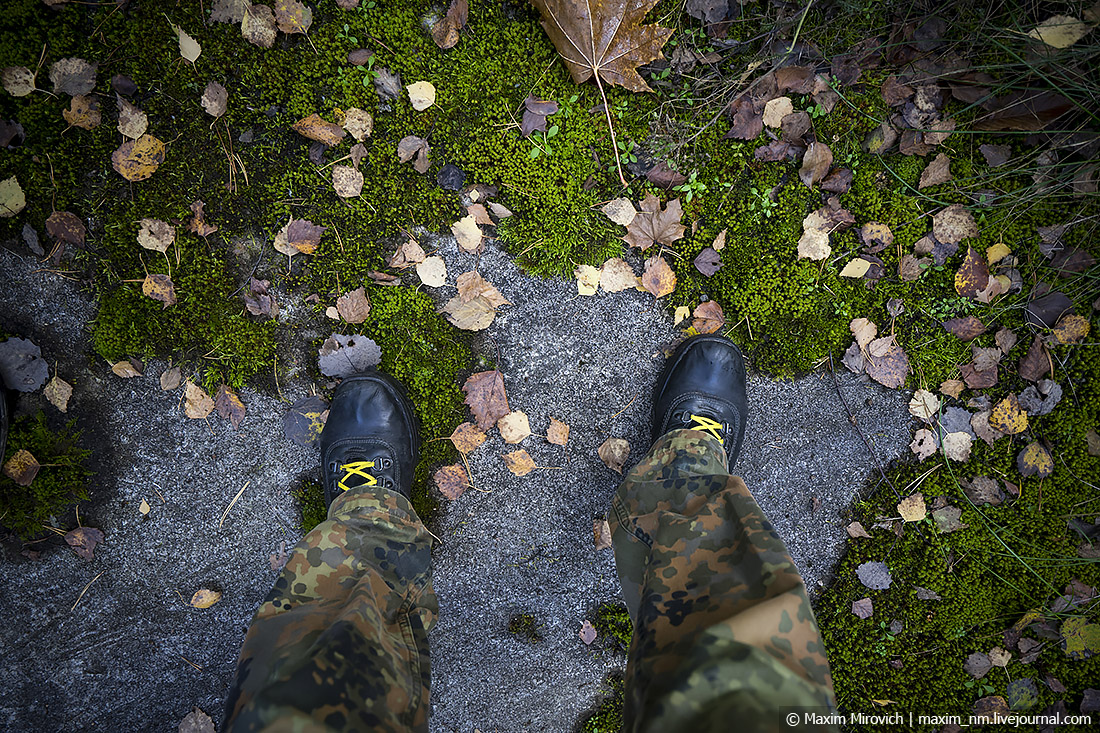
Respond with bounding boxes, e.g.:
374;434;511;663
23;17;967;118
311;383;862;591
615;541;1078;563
0;232;911;733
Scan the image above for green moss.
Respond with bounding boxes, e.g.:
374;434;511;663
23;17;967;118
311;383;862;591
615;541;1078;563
0;413;91;540
507;613;543;643
579;673;625;733
291;477;327;534
591;602;633;654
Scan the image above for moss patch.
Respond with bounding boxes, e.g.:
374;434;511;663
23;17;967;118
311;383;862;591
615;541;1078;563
1;413;91;540
578;673;625;733
507;613;543;643
290;477;327;534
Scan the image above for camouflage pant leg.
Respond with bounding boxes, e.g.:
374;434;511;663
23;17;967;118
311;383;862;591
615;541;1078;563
222;486;436;733
609;429;838;732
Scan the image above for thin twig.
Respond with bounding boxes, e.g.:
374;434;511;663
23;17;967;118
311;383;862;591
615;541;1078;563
219;480;251;528
71;572;105;613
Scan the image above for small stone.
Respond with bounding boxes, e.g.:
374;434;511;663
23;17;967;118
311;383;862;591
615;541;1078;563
437;163;465;191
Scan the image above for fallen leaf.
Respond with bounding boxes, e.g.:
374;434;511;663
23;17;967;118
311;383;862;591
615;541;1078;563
416;256;447;287
850;318;878;351
909;389;940;421
692;301;725;334
0;176;26;217
990;394;1028;434
201;81;228;117
933;506;968;533
1049;314;1090;345
397;135;431;173
446;423;487;457
211;0;250;23
599;257;637;293
865;337;909;388
1017;441;1054;478
799;141;833;188
45;211;85;246
241;277;278;318
1087;429;1100;457
49;57;96;96
451;214;483;253
42;375;73;412
332;165;363;197
1028;15;1091;48
919;152;952;188
65;526;104;560
142;273;177;308
933;204;978;244
335;287;370;323
994;328;1018;355
464;370;510;430
839;258;871;278
495;410;532;444
431;0;469;49
955;246;991;298
434;464;469;500
63;95;100;130
601;197;636;226
2;66;35;97
388;239;427;270
139;498;150;515
598;437;630;473
503;449;536;476
579;619;597;645
940;379;964;399
529;0;672;93
137;218;175;252
274;0;313;34
852;597;874;619
171;23;201;63
178;706;216;733
3;449;40;486
456;271;509;307
547;417;570;446
190;589;222;609
691;247;723;277
898;492;927;522
847;521;872;539
856;561;892;590
965;476;1005;506
342;107;372;141
184;380;215;419
111;134;165;181
293;113;345;146
725;96;762;140
593;517;613;550
762;96;793;127
974;90;1072;132
911;428;937;460
241;3;277;48
1018;336;1051;382
965;652;993;679
110;359;143;378
641;256;676;298
942;431;972;461
407;81;436;110
575;264;600;295
188;200;218;237
623;194;685;251
942;316;986;341
317;334;382;377
282;395;328;447
215;385;246;430
160;366;182;391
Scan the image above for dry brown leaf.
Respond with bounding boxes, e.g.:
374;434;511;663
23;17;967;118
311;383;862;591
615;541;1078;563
3;449;40;486
463;370;509;430
799;141;833;188
111;134;165;181
160;366;182;391
215;384;246;430
388;239;426;269
456;271;509;307
441;295;496;330
503;449;536;476
1019;336;1051;382
942;316;986;341
942;431;972;462
45;211;85;245
242;3;277;48
44;375;73;412
847;521;872;539
431;0;469;49
451;214;483;253
529;0;673;93
184;380;215;419
762;96;793;127
598;437;630;473
190;589;222;609
332;165;363;198
898;492;927;522
919;152;952;188
850;318;878;351
116;94;146;138
293;113;345;146
547;417;570;446
111;359;142;378
498;410;531;444
601;197;636;226
599;257;637;292
274;0;313;34
622;194;685;251
955;246;991;299
49;57;96;96
449;422;487;454
274;217;326;256
933;204;978;244
335;287;370;323
641;256;676;298
909;389;940;421
343;107;373;141
940;379;965;400
692;301;725;334
188;200;218;237
865;337;909;388
434;464;469;500
594;517;613;550
61;93;99;130
201;81;228;118
137;218;175;252
142;273;177;308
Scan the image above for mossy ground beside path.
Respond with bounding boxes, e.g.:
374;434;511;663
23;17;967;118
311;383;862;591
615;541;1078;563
1;0;1098;728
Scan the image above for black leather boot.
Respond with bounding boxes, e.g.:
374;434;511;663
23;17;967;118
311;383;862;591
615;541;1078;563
651;335;748;470
319;371;421;507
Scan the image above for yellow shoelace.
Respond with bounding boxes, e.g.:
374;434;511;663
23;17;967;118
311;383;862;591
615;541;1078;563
689;414;725;444
338;460;377;491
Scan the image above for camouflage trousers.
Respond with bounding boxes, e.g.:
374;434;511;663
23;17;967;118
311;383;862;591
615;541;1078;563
223;429;835;732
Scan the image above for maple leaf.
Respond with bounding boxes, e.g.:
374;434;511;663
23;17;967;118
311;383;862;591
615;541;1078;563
529;0;672;93
623;195;685;250
463;370;510;430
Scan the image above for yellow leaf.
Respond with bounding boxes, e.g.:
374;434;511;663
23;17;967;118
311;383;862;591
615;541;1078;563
0;176;26;217
189;589;222;609
111;134;165;182
1050;314;1090;345
1027;15;1092;49
989;393;1028;434
1017;441;1053;478
575;264;600;296
497;410;531;444
407;81;436;110
839;258;871;278
986;241;1011;264
139;498;151;515
898;492;927;522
